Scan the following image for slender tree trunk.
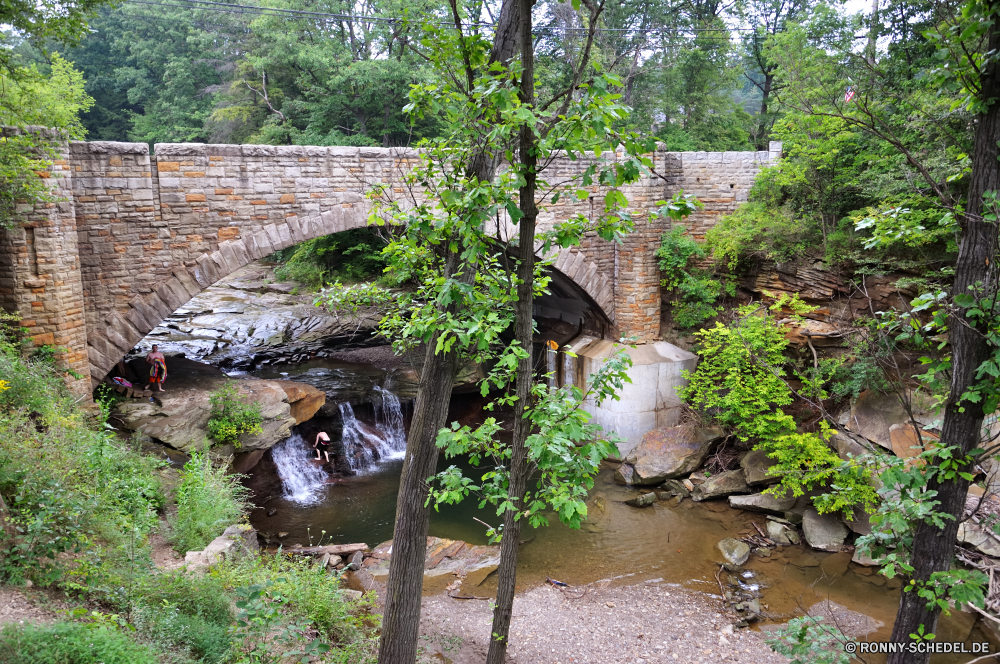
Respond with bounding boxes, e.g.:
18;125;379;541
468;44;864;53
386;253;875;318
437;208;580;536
756;72;773;150
377;3;522;662
886;6;1000;662
485;1;535;662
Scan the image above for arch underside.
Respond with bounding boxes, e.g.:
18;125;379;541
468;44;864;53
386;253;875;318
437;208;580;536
86;210;614;388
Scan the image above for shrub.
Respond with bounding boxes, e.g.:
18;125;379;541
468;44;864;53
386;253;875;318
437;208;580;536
706;201;812;269
214;554;379;661
655;226;730;329
0;621;159;664
168;452;249;555
679;303;795;441
207;382;263;447
272;229;389;290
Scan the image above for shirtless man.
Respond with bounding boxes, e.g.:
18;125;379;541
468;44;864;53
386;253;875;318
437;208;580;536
144;344;167;392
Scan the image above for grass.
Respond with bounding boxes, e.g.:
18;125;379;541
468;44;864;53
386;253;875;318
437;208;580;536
0;621;159;664
168;452;251;555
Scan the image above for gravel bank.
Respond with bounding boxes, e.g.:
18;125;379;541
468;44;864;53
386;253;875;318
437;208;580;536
417;582;789;664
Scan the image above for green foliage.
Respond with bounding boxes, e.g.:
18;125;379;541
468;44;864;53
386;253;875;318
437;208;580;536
271;229;390;290
427;344;633;538
761;423;878;516
207;382;263;448
652;203;728;329
0;315;163;586
168;452;249;555
679;303;794;441
765;616;849;664
213;554;379;663
706;200;811;269
0;53;94;228
680;300;876;515
0;621;159;664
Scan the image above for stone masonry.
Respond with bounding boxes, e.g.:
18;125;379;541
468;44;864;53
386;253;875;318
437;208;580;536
0;139;779;396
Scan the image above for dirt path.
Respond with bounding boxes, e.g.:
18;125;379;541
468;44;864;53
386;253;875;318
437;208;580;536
417;582;788;664
0;587;62;628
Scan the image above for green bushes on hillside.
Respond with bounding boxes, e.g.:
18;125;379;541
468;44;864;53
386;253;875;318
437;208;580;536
169;452;250;555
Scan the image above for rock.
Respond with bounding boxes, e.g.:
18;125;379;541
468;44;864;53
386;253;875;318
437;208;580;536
717;538;751;566
278;382;326;424
889;422;939;459
366;537;500;594
852;549;879;566
740;449;780;486
691;469;750;502
766;520;792;545
754;547;771;558
114;356;318;453
340;589;363;601
620;425;724;485
729;491;797;515
829;431;870;461
786;530;801;544
844;506;872;536
346;551;364;571
625;492;658;507
820;552;852;577
802;508;849;552
957;521;1000;557
660;479;691;497
184;524;259;572
845;390;909;450
614;463;636;485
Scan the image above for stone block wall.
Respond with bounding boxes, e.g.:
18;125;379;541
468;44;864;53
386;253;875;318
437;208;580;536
0;133;90;395
1;138;777;395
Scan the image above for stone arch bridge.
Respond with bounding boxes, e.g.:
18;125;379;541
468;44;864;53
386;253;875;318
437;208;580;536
0;140;780;396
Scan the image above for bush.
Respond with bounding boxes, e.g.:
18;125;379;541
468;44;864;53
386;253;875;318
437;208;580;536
214;554;379;662
207;382;263;447
655;226;730;329
706;201;813;269
0;621;158;664
168;452;249;555
271;229;389;290
0;315;163;585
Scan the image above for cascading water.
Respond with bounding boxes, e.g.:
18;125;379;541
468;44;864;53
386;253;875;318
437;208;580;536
373;385;406;456
270;433;328;504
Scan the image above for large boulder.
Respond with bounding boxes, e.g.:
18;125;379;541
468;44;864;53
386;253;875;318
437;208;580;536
691;469;750;502
618;425;724;485
829;430;870;461
115;356;323;452
957;521;1000;557
366;537;499;594
844;390;909;450
888;422;938;459
278;382;326;424
740;449;780;486
185;524;259;571
802;508;849;552
729;491;797;515
717;537;750;566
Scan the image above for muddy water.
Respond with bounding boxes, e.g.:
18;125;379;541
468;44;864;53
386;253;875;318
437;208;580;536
253;453;991;662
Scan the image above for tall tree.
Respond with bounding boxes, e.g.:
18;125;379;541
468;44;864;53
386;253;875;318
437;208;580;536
376;2;522;661
884;0;1000;657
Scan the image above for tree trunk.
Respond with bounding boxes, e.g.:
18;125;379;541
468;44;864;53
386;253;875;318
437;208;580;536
886;6;1000;662
756;72;773;150
377;3;523;662
377;268;468;664
485;1;535;662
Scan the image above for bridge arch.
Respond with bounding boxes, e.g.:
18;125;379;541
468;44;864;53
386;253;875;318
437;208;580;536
85;208;614;387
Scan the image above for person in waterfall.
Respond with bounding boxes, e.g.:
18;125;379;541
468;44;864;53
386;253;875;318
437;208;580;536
313;431;331;462
144;345;167;392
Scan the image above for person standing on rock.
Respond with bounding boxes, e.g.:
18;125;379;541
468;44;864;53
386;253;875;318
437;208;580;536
313;431;331;462
144;345;167;392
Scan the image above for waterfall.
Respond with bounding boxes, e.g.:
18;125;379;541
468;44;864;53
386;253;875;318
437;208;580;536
270;433;328;504
339;389;407;472
374;386;406;457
